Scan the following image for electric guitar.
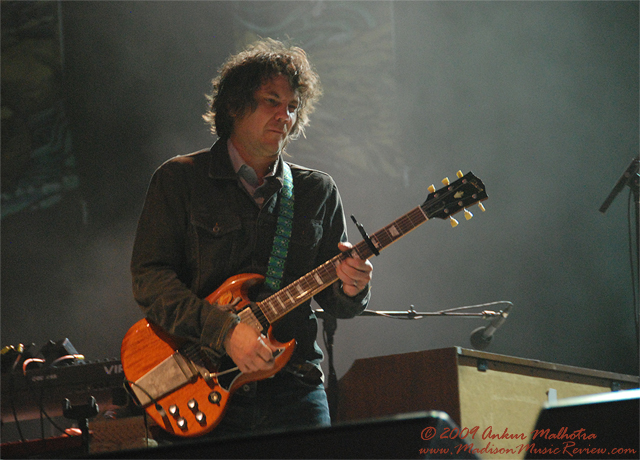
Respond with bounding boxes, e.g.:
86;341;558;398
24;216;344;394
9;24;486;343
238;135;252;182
120;170;488;437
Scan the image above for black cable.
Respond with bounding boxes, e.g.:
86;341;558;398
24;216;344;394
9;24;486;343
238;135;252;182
21;363;79;438
123;378;167;415
39;386;44;439
8;367;26;442
143;407;150;448
124;378;168;445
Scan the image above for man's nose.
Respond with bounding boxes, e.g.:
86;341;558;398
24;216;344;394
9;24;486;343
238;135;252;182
275;105;295;123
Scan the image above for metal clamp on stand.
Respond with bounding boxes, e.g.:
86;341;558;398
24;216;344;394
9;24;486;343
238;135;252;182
63;396;99;455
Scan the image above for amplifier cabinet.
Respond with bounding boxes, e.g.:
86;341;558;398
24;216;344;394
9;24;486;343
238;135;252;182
337;347;638;459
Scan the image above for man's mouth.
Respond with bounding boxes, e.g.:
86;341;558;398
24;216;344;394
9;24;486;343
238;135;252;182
268;124;288;135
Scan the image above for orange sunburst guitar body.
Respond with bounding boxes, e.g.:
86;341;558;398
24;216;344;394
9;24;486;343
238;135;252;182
120;273;295;438
120;171;488;438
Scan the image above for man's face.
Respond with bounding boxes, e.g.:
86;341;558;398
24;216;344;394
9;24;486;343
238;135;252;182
230;74;300;161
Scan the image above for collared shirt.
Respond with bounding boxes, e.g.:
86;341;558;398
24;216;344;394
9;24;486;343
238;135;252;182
227;138;278;207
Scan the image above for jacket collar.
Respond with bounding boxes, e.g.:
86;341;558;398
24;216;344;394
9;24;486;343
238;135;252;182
207;139;238;180
207;138;285;187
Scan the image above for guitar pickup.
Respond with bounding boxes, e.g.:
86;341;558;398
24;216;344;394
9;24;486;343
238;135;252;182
131;352;199;407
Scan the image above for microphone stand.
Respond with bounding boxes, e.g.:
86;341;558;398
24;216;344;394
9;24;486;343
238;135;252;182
599;157;639;351
314;301;512;421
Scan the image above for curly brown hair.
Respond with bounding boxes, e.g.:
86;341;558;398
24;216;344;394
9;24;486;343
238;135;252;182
203;38;322;143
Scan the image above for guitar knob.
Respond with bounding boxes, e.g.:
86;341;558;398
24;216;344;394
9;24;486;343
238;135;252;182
187;399;198;411
478;202;486;212
442;177;450;186
209;391;222;405
449;216;459;228
428;184;436;193
176;417;188;430
195;411;207;425
456;170;464;179
168;405;179;417
464;209;473;220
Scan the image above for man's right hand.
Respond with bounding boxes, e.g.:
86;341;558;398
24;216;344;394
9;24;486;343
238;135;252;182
223;322;279;373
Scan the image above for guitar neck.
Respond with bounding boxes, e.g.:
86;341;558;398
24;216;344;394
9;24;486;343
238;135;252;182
258;206;429;324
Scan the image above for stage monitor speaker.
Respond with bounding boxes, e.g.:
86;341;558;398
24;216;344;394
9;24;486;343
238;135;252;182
90;411;479;459
525;388;639;459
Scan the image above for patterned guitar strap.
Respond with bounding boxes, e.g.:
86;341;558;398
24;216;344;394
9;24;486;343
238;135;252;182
264;162;324;383
265;162;294;292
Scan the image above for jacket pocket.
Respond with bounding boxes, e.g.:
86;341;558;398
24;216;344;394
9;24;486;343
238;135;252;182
192;212;241;236
191;212;242;294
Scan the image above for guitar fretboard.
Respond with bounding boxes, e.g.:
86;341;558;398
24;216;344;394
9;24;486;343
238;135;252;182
258;206;429;324
251;171;487;328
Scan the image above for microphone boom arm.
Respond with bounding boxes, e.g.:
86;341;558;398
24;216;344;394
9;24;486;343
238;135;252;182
315;301;513;321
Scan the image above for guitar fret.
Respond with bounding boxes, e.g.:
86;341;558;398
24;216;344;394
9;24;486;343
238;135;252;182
382;227;396;243
302;274;313;291
370;234;381;249
264;299;278;318
403;213;415;228
345;242;365;260
397;220;411;235
356;245;368;260
413;208;425;220
319;264;333;278
376;226;397;247
399;212;419;232
373;232;389;248
285;289;295;303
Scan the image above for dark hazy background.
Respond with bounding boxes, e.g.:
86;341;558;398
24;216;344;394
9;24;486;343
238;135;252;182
2;1;638;389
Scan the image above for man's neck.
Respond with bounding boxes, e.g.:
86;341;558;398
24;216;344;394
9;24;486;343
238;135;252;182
228;138;279;183
227;139;278;186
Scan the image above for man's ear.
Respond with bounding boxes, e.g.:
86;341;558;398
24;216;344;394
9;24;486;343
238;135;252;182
229;105;247;121
228;105;239;119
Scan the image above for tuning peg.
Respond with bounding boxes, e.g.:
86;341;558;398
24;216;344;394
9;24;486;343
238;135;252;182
449;216;459;227
478;202;486;212
464;209;473;220
456;170;464;179
442;177;450;186
428;184;436;193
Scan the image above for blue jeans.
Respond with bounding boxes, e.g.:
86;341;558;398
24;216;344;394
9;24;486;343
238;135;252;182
211;371;331;439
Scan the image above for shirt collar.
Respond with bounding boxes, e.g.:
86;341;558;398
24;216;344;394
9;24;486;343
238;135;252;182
226;139;283;203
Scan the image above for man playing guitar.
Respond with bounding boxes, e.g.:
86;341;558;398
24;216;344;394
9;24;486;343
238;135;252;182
129;38;373;439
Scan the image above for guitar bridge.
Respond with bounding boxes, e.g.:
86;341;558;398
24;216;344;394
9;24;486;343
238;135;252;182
130;352;199;406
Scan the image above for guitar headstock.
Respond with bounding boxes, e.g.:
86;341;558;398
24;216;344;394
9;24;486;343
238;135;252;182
422;171;488;226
